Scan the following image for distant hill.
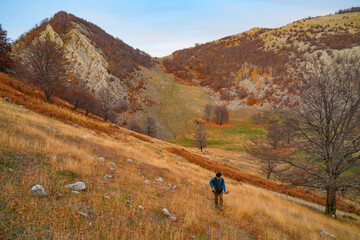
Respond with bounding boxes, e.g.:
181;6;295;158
163;12;360;107
13;11;154;104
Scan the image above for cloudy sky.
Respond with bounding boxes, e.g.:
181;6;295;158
0;0;358;57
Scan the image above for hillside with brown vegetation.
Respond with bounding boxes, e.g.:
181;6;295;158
1;72;360;239
163;12;360;106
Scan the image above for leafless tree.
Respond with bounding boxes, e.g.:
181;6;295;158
116;99;129;126
282;54;360;216
97;88;117;122
144;116;157;137
129;120;142;133
194;123;207;152
204;104;212;122
245;136;290;179
214;105;229;126
0;24;12;72
266;120;285;150
20;35;70;102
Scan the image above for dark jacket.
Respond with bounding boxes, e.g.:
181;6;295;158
210;177;226;192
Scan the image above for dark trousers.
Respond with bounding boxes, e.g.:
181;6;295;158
214;192;223;208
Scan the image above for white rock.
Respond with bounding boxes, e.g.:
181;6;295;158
126;159;133;163
78;211;89;218
172;185;177;189
72;191;80;194
319;230;336;238
65;182;86;191
125;200;132;203
155;177;164;182
29;185;47;196
82;135;87;139
110;162;116;168
144;180;150;184
51;156;57;160
19;105;23;108
97;157;105;162
138;205;144;210
169;216;177;221
162;208;171;216
8;168;14;172
89;222;92;226
104;196;110;199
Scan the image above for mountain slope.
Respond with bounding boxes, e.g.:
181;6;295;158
1;72;360;239
163;12;360;108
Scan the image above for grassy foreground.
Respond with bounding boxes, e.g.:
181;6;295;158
1;98;360;239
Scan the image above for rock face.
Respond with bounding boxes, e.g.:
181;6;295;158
65;182;86;191
29;185;47;196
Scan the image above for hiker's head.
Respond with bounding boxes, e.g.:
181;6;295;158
216;172;222;179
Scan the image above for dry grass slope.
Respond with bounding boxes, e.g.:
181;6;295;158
0;73;360;239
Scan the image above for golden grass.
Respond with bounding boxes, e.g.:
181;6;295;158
1;99;360;239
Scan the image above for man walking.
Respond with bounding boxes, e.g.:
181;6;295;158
210;172;228;211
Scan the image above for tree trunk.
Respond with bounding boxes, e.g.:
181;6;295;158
266;171;271;179
44;91;51;103
200;146;203;152
325;179;337;216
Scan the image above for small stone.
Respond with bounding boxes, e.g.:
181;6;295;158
78;211;89;218
125;200;132;203
319;230;336;238
222;158;230;162
162;208;171;216
51;156;57;160
29;185;47;196
176;157;183;162
8;168;14;172
110;162;116;168
201;185;206;188
72;191;80;194
82;135;87;139
169;216;177;221
89;222;92;226
126;159;133;163
144;180;150;184
65;182;86;191
138;205;144;210
104;196;110;199
97;157;105;162
155;177;164;182
19;105;23;108
172;185;177;189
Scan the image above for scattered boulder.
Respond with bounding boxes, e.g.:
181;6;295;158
97;157;105;162
72;191;80;194
82;135;87;139
29;185;47;196
110;162;116;168
144;180;150;184
162;208;171;216
155;177;164;182
126;159;133;163
169;216;177;221
78;211;89;218
138;205;144;210
8;168;14;172
51;156;57;161
103;174;113;180
65;182;86;191
125;200;132;204
222;158;230;162
176;157;183;162
319;230;336;238
104;196;110;199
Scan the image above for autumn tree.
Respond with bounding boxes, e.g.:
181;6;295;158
214;105;229;126
144;116;157;138
129;120;142;134
266;120;285;150
116;99;129;126
0;24;12;72
194;123;207;152
97;88;117;122
20;35;70;102
282;55;360;216
204;104;212;122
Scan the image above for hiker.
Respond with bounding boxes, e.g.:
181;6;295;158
210;172;229;211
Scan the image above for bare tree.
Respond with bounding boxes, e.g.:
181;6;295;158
245;136;290;179
282;55;360;216
0;24;12;72
204;104;212;122
144;116;157;137
214;105;229;126
266;120;285;150
116;99;129;126
129;120;142;133
194;123;207;152
20;35;69;102
97;88;117;122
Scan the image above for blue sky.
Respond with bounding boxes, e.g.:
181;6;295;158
0;0;358;57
